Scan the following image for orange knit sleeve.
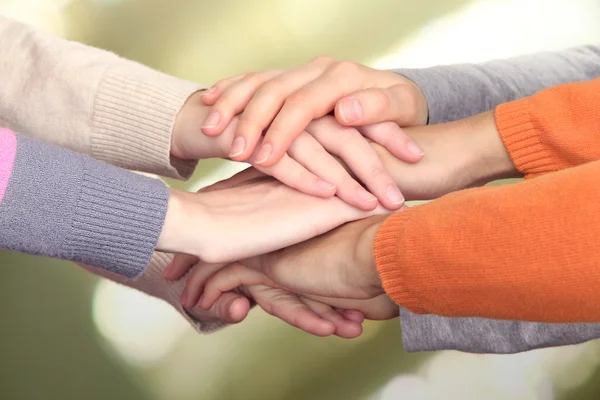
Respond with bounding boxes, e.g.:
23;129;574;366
375;161;600;322
495;77;600;178
374;78;600;323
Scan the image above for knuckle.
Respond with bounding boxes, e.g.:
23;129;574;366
258;79;285;98
310;55;334;66
371;89;392;113
329;60;361;75
285;91;311;107
237;115;265;134
369;164;387;180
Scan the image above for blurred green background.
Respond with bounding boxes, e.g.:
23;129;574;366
1;0;600;399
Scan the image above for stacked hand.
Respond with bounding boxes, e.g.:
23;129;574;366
159;58;517;337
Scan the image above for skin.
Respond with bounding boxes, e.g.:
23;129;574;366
172;90;419;210
178;110;520;336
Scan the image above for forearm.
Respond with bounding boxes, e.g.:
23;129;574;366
375;160;600;322
396;44;600;124
0;129;168;277
79;253;227;333
373;112;519;201
0;16;200;178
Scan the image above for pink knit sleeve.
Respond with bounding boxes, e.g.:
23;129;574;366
0;128;17;204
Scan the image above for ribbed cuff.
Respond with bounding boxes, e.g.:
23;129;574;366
495;100;556;178
374;212;426;313
91;64;204;180
62;158;170;278
0;133;169;279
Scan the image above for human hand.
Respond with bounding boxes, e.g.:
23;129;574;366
158;168;388;276
172;92;406;210
199;57;427;167
368;111;521;201
179;215;398;337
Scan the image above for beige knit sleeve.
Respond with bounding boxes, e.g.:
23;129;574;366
0;16;201;179
80;254;226;333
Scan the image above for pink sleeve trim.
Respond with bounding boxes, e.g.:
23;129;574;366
0;128;17;205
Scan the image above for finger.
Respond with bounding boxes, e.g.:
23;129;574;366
231;63;329;162
163;253;199;281
299;297;363;339
248;285;335;337
200;74;247;105
185;291;251;324
308;117;405;209
335;84;423;126
202;70;283;137
199;263;275;309
338;309;365;323
257;61;371;167
196;167;265;193
358;122;424;163
180;262;228;309
252;138;337;199
287;133;378;211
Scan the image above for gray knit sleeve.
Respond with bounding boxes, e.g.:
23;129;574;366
0;132;169;278
395;44;600;124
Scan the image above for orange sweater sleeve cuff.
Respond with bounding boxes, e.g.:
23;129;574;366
374;211;426;313
495;78;600;178
495;100;556;178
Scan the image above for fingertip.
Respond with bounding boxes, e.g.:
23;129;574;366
200;87;218;105
163;262;175;280
333;320;363;339
201;111;224;136
315;320;336;337
201;126;224;137
341;309;365;323
227;297;251;323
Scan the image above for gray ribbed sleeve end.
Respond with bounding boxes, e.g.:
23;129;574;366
394;45;600;125
0;134;169;278
400;307;600;354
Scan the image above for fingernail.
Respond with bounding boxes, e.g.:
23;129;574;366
407;140;424;156
316;179;336;191
202;111;220;129
255;143;272;164
357;188;378;203
386;185;405;205
229;136;246;157
339;99;362;123
202;87;216;96
180;288;189;306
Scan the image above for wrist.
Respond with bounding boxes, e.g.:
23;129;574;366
404;77;429;126
156;188;185;252
462;111;522;184
171;91;234;161
358;215;388;296
156;188;210;255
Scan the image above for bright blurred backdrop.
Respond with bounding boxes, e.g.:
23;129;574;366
1;1;600;399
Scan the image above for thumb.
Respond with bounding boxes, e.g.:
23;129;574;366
334;83;427;127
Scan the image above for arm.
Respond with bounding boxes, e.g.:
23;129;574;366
0;16;201;178
0;17;240;331
0;128;167;277
376;159;600;322
376;79;600;322
395;44;600;124
384;76;600;351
